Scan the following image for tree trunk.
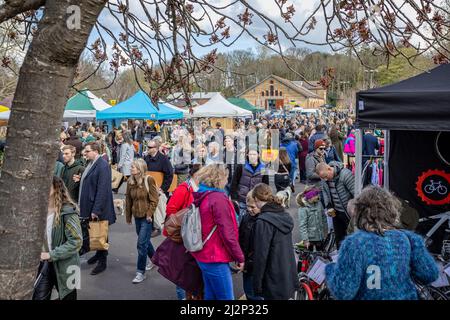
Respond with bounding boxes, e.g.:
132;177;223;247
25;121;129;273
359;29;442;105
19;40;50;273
0;0;106;299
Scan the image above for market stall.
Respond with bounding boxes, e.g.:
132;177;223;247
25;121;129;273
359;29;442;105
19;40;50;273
192;93;252;129
96;90;183;121
356;64;450;252
63;89;112;119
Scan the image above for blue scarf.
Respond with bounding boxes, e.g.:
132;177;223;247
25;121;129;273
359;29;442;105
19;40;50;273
198;183;226;194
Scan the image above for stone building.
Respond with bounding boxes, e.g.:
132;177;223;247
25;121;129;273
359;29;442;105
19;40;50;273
238;75;326;110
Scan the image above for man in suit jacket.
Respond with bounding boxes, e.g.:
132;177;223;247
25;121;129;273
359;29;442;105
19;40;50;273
79;141;116;275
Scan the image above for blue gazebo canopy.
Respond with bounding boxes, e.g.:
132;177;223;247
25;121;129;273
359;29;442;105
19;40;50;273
96;90;183;120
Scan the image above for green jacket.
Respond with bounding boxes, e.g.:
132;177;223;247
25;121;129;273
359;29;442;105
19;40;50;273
59;160;85;203
298;200;328;242
49;204;82;299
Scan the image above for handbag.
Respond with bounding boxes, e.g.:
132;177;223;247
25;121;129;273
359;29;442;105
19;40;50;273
164;184;192;243
88;219;109;251
151;237;204;293
111;167;123;189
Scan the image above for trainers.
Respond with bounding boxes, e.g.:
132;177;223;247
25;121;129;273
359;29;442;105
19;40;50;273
132;272;146;284
146;260;155;271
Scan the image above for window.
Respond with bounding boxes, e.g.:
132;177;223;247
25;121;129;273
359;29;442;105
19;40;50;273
261;91;265;96
280;91;282;96
275;90;278;96
266;90;269;96
270;85;274;96
270;80;274;84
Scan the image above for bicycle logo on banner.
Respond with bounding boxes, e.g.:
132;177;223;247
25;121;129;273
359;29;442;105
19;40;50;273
416;169;450;206
424;180;448;195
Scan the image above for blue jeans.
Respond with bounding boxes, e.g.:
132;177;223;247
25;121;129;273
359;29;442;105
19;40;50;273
197;262;234;300
289;166;298;183
243;272;264;300
135;217;155;274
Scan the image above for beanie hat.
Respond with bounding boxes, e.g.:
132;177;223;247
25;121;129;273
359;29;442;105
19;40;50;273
314;139;326;150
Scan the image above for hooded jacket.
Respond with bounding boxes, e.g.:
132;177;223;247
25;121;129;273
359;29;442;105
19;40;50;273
49;204;82;299
320;161;355;218
297;196;328;242
191;188;244;264
252;203;298;300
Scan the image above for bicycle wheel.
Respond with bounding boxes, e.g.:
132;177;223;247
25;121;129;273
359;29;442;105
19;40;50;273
323;232;336;253
427;286;449;300
294;280;314;300
317;287;334;300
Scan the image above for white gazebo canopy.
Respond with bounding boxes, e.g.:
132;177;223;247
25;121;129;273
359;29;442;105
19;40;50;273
192;93;252;118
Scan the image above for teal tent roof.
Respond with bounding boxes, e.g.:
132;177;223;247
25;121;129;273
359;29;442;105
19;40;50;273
227;98;260;113
96;90;183;120
65;89;111;111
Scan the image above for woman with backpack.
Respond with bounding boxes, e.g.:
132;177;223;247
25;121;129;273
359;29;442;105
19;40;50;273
33;176;82;300
251;183;298;300
191;164;245;300
325;186;438;300
125;158;159;284
161;164;203;300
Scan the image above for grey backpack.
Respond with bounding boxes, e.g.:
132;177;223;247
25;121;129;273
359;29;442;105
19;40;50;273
181;203;217;252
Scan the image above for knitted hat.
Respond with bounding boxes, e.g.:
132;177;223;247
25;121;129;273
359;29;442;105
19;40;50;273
314;139;326;150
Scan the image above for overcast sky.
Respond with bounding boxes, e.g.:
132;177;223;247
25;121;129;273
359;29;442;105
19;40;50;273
88;0;335;62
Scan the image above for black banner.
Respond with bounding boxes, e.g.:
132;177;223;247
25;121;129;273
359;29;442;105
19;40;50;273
389;130;450;252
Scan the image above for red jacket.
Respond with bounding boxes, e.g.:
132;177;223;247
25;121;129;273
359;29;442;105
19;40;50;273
163;181;193;237
191;190;244;264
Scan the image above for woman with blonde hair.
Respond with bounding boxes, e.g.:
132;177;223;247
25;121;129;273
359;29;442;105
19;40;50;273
33;176;82;300
191;164;245;300
125;158;159;284
251;183;298;300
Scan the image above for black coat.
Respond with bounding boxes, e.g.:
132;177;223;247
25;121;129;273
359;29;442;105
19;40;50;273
144;152;174;193
252;203;298;300
79;157;116;225
239;213;258;273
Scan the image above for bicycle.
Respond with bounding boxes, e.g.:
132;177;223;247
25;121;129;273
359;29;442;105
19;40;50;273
424;180;448;195
292;243;335;300
417;213;450;300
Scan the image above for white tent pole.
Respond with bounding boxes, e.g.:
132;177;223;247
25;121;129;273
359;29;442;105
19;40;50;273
383;130;390;190
355;128;363;195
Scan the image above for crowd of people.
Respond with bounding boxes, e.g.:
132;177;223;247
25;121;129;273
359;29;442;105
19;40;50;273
20;108;440;300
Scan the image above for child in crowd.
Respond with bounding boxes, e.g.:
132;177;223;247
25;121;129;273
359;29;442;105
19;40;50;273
296;185;329;251
238;192;263;300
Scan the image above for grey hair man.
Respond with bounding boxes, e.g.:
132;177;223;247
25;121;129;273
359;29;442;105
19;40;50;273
316;161;355;248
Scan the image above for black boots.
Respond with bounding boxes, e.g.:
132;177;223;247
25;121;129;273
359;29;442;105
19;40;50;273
90;251;108;275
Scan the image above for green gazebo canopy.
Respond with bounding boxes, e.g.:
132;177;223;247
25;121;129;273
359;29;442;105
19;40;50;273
227;98;260;113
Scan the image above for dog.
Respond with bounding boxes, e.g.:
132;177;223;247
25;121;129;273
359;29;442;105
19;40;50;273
276;186;292;209
114;199;125;216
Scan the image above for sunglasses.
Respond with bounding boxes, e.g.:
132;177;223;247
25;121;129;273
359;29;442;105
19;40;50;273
318;147;326;150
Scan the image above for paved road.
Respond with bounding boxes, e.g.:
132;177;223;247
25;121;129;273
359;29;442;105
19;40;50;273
78;179;305;300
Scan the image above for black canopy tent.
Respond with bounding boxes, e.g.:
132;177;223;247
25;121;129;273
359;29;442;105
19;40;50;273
356;64;450;253
356;63;450;131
